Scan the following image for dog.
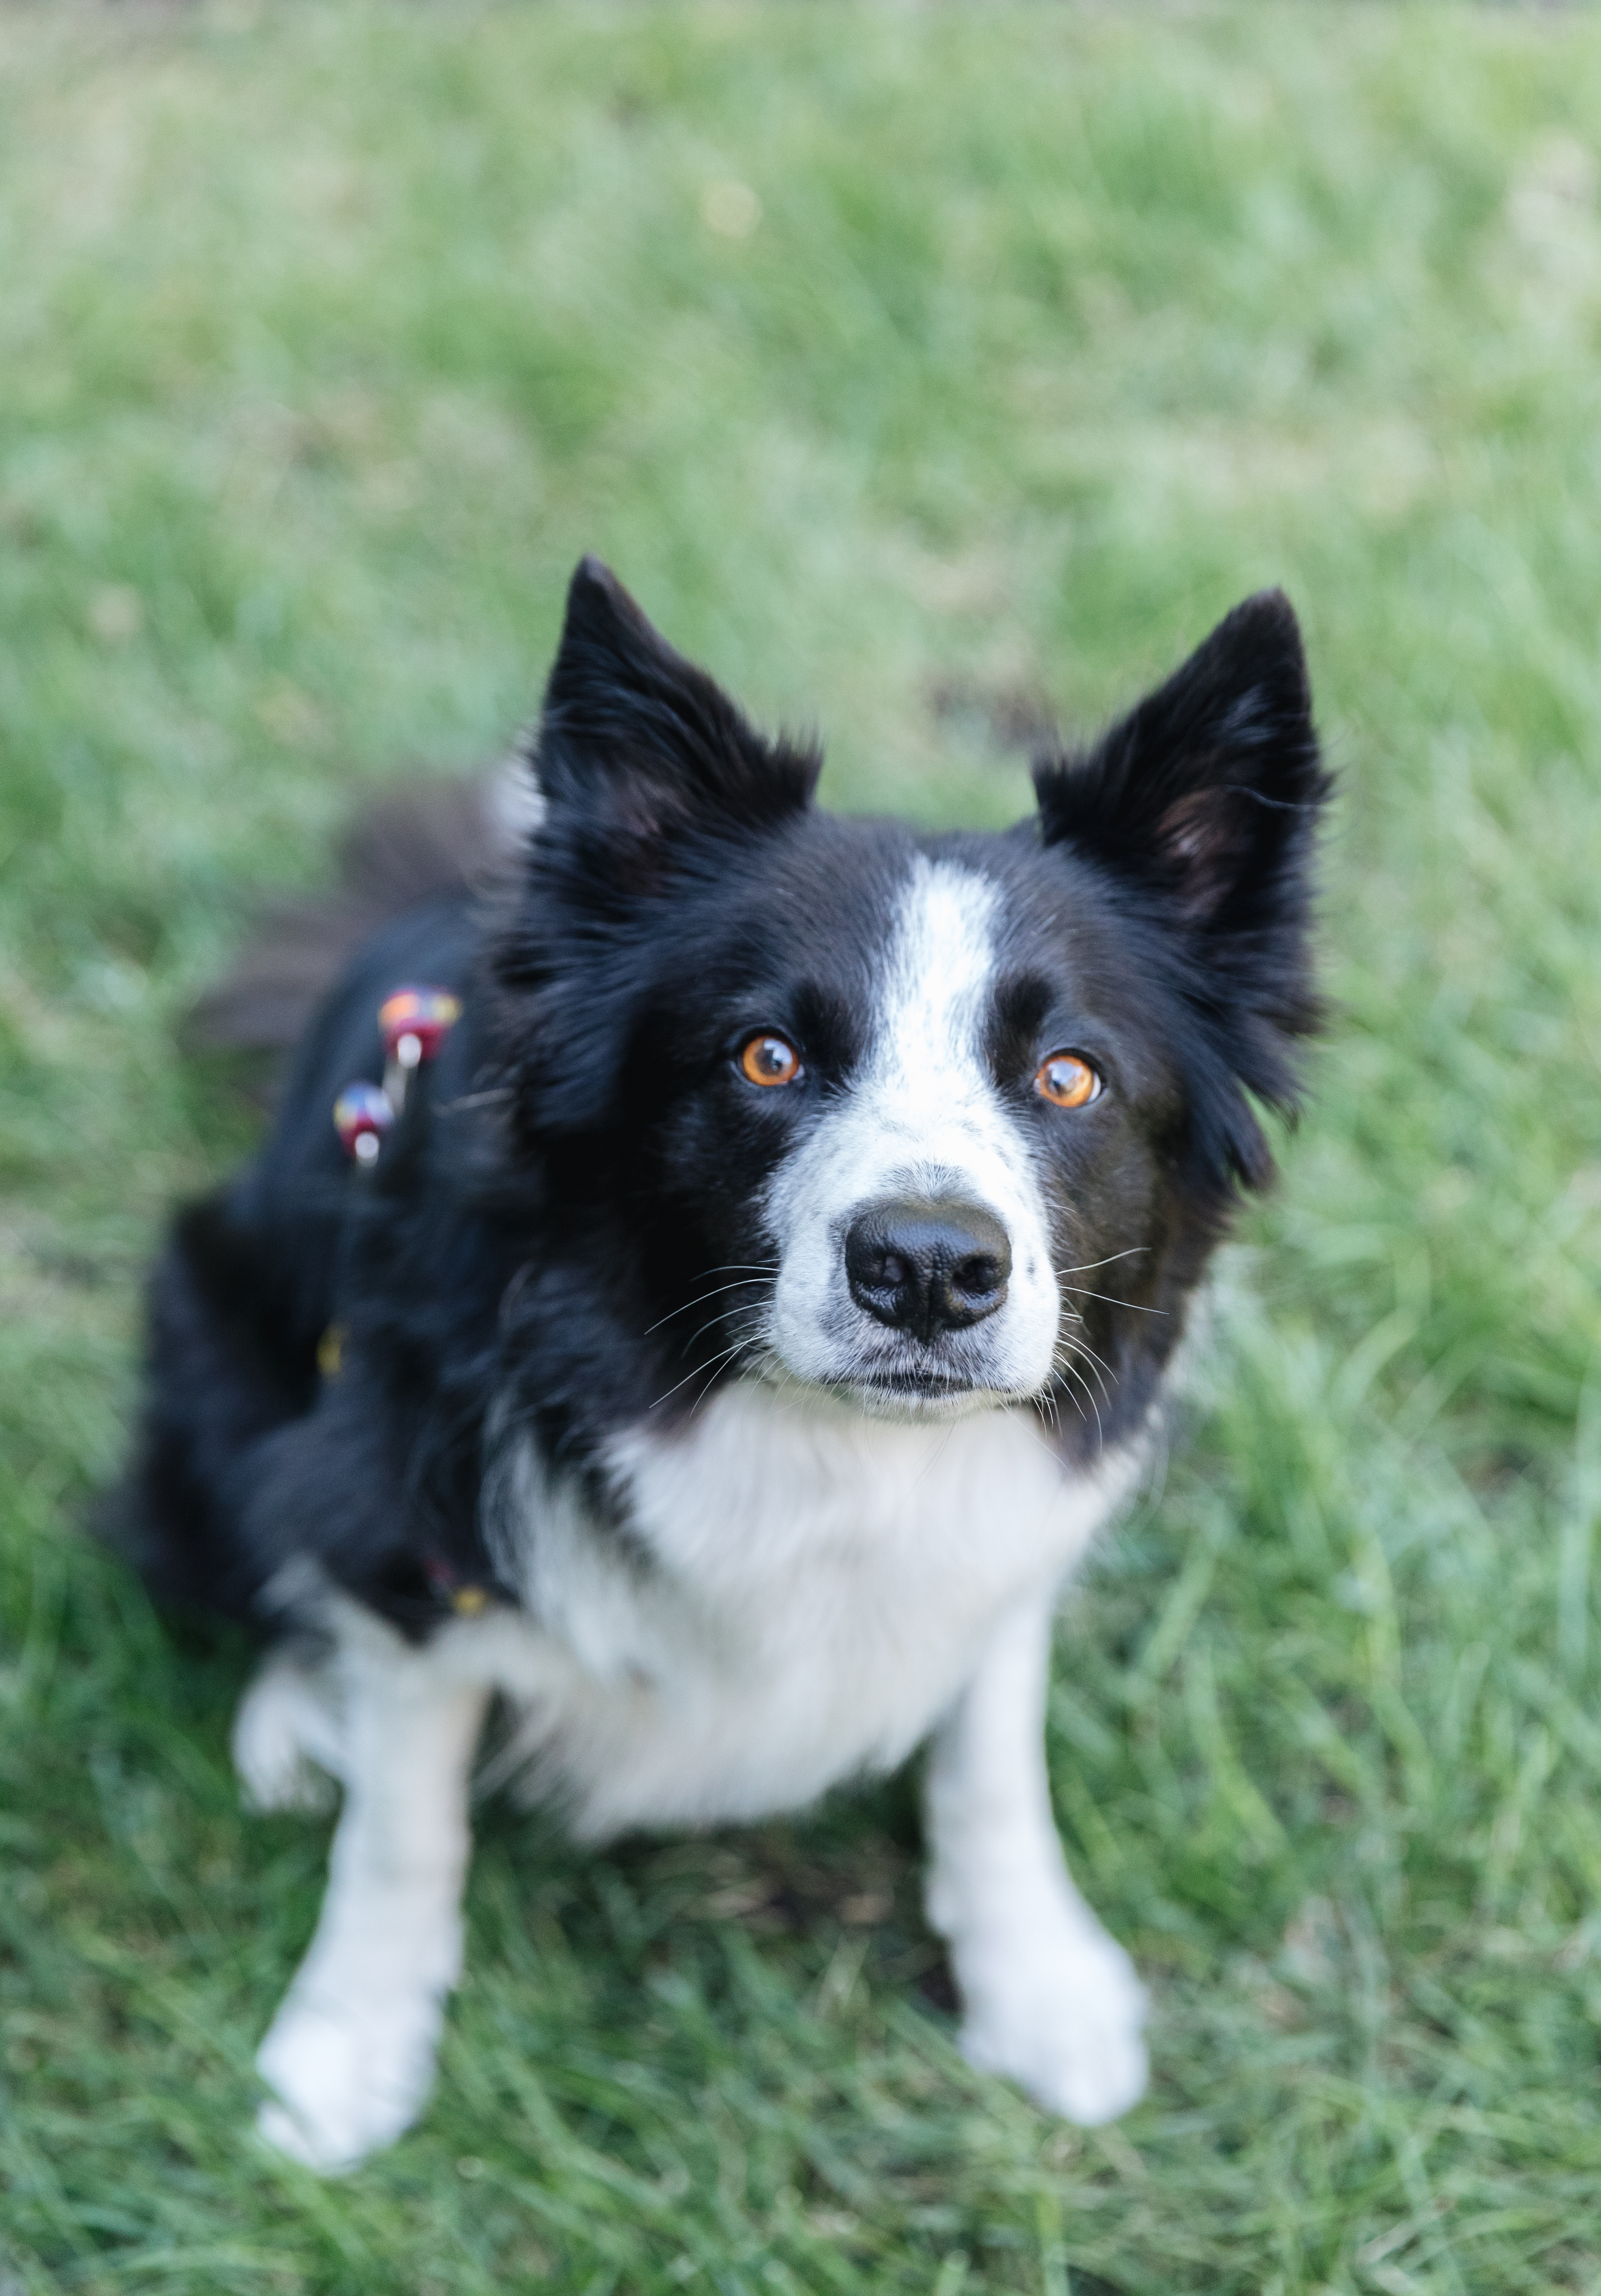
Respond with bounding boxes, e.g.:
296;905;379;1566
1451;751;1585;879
123;557;1327;2171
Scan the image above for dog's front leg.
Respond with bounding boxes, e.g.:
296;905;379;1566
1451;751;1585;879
923;1592;1147;2126
255;1616;489;2172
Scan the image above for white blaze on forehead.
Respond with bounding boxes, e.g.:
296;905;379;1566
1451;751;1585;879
763;855;1063;1401
871;858;1001;1106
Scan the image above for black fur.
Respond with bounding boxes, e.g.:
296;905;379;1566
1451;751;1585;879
122;560;1327;1637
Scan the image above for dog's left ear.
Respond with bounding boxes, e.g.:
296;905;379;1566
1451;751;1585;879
534;558;820;851
1033;590;1326;940
1034;591;1331;1173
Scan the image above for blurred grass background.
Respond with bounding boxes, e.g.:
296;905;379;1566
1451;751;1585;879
4;4;1601;2291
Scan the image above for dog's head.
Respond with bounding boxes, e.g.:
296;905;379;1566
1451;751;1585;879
493;558;1327;1458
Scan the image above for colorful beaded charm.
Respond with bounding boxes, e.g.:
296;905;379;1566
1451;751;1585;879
379;985;462;1111
423;1552;490;1616
332;1081;394;1166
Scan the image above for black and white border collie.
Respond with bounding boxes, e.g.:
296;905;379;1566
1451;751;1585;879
126;559;1327;2171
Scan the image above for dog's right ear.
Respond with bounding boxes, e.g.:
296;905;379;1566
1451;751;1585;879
532;558;820;857
497;563;820;1134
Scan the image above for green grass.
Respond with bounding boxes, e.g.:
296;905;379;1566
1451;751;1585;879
4;2;1601;2288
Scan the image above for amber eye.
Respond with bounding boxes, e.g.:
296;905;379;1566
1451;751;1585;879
739;1033;802;1088
1034;1051;1102;1110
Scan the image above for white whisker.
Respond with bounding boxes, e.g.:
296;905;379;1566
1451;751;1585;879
1054;1342;1112;1409
1060;1335;1117;1387
648;1342;750;1412
1059;1284;1166;1317
679;1298;773;1359
1054;1357;1104;1444
644;1274;777;1336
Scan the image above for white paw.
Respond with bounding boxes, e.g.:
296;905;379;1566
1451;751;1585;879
255;1982;445;2173
233;1652;345;1814
956;1922;1148;2126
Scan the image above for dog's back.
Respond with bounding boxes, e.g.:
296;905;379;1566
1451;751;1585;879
120;778;518;1620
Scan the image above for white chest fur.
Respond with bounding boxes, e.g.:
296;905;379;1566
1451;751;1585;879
458;1381;1138;1839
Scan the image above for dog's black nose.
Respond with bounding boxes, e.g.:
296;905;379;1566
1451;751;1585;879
844;1198;1012;1342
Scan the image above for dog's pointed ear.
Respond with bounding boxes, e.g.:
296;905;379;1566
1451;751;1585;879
533;558;820;850
1034;592;1331;1185
1032;590;1326;939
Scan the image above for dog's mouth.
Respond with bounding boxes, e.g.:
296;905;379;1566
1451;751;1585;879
750;1337;1010;1418
853;1367;970;1397
824;1363;1021;1418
